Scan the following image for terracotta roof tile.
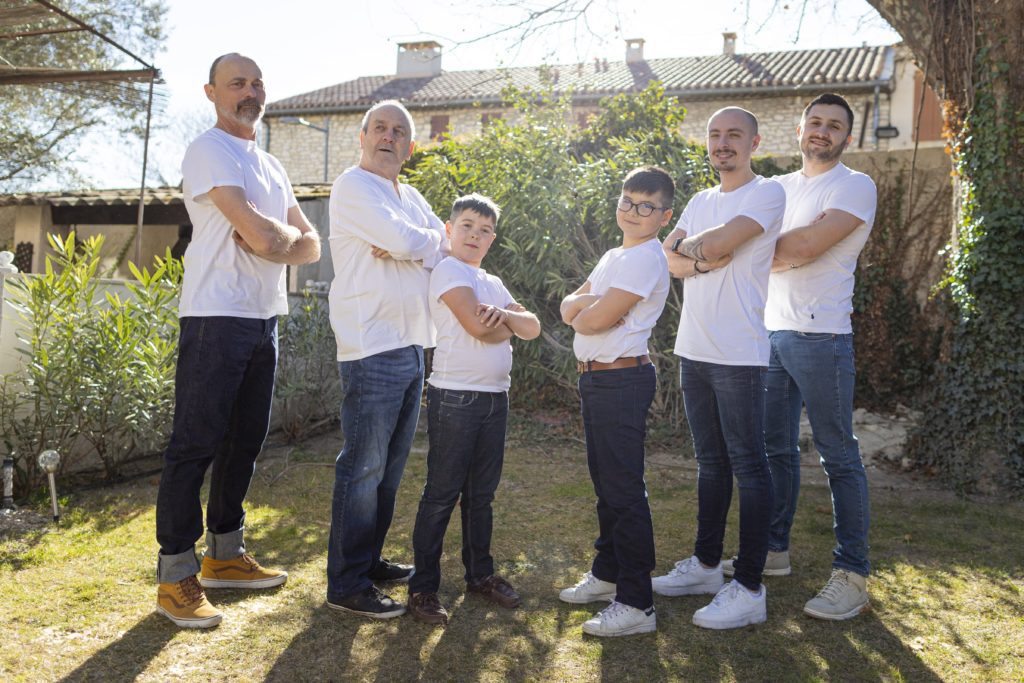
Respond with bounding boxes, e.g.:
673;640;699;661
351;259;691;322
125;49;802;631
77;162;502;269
267;45;894;114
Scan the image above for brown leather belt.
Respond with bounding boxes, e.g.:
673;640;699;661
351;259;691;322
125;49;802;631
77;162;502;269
577;355;651;374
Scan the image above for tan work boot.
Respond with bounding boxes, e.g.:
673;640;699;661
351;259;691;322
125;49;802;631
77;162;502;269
157;575;223;628
200;553;288;589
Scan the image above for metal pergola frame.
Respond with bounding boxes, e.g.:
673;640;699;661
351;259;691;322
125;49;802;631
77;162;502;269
0;0;162;266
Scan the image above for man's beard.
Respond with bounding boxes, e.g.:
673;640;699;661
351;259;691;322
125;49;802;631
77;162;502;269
803;137;847;162
234;98;264;124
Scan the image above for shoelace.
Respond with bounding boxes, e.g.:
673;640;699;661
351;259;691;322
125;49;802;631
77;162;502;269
597;601;628;619
573;573;599;589
179;576;204;604
815;570;850;601
710;582;742;607
416;593;443;611
670;558;699;576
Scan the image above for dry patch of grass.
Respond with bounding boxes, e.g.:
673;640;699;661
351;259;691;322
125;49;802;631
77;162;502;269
1;418;1022;682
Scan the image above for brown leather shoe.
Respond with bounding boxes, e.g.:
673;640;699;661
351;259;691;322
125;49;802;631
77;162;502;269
467;575;521;608
408;592;449;625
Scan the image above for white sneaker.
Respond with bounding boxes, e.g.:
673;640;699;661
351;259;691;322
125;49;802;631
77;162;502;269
692;580;767;630
652;556;724;597
559;572;616;604
803;569;869;620
582;600;656;637
722;550;791;577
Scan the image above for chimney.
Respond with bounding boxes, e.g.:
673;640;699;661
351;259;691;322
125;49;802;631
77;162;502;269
722;32;737;56
396;41;442;78
625;38;645;64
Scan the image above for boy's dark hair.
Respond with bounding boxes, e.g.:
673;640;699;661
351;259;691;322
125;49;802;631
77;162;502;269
622;166;675;207
803;93;855;136
450;193;501;224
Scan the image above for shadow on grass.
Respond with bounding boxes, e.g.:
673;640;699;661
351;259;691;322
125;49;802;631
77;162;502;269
58;613;174;683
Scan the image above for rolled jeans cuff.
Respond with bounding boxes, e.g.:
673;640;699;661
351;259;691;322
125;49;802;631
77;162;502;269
157;548;201;584
205;528;246;560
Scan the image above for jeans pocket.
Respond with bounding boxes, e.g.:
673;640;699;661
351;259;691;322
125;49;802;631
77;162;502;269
440;390;475;408
797;332;834;342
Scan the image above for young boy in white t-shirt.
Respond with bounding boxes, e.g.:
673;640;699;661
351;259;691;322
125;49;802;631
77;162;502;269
557;166;674;637
407;194;541;625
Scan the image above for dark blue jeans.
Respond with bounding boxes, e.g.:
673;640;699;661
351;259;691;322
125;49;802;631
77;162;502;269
156;316;278;583
679;356;772;591
580;363;657;611
410;386;509;594
327;345;424;600
765;330;870;576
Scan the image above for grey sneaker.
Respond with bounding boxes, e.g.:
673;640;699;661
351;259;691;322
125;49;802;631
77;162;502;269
722;550;791;578
559;572;616;604
582;601;656;637
652;556;723;597
803;569;869;620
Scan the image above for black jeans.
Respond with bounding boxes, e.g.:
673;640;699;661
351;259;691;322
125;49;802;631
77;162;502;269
680;356;772;591
410;386;509;594
155;316;277;583
579;363;657;610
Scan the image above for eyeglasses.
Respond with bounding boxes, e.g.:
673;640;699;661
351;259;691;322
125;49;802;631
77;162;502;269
617;196;669;217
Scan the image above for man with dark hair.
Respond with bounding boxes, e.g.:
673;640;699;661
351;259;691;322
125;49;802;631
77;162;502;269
654;107;785;630
156;53;321;629
726;92;876;620
325;100;448;619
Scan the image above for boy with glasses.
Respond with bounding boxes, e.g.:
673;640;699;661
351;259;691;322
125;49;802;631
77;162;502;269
557;166;674;637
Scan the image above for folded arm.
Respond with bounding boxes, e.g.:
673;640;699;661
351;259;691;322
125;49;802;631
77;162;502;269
568;287;642;335
331;181;442;262
210;186;321;265
440;287;515;343
661;228;733;279
772;209;864;269
670;215;764;263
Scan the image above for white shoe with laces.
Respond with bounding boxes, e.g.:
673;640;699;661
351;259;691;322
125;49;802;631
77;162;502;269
582;600;656;637
652;555;724;596
559;572;616;604
803;569;869;620
692;580;767;630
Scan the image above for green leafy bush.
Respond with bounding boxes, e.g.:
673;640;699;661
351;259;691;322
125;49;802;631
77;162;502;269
274;288;340;442
1;233;181;494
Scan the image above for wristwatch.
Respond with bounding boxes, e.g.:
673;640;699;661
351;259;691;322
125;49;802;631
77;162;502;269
671;237;684;254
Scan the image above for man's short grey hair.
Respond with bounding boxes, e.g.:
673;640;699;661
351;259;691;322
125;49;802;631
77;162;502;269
708;106;759;136
361;100;416;141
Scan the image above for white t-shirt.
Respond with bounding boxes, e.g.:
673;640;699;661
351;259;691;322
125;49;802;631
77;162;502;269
766;163;877;334
674;176;786;366
428;257;517;392
573;238;670;363
179;128;296;319
328;166;447;361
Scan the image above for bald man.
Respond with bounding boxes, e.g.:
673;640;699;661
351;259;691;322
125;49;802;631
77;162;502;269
653;107;785;630
155;53;320;629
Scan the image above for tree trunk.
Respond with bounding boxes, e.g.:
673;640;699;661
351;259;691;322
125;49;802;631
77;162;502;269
868;0;1024;492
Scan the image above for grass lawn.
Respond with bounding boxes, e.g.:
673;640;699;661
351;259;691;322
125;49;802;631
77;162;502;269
1;415;1022;682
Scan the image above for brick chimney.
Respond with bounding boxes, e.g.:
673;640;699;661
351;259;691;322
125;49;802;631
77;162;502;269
397;41;442;78
625;38;645;64
722;32;737;56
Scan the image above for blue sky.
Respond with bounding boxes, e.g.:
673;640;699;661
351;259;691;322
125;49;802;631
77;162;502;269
70;0;900;189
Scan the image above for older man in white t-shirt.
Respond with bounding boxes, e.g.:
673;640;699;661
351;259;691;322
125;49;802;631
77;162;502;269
156;53;321;629
756;93;877;621
325;100;448;619
654;107;785;631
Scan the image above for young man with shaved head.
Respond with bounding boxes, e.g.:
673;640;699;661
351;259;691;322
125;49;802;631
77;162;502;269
156;53;321;628
325;100;448;619
734;92;876;620
653;107;785;629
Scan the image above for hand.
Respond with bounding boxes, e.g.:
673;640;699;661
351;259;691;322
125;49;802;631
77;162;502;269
507;302;526;313
232;230;255;254
811;211;827;224
371;246;392;259
475;303;508;328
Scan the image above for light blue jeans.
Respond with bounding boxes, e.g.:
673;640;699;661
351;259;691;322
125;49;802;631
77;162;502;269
764;330;870;577
326;345;424;600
